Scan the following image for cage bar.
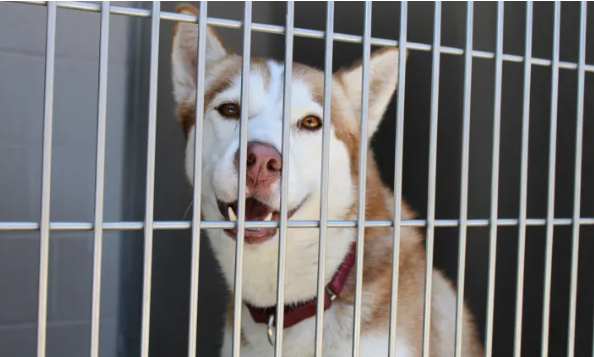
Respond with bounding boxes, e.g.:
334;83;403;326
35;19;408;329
421;3;441;356
0;2;591;356
454;3;473;356
231;3;252;357
90;2;110;357
3;217;594;232
314;2;334;356
351;2;372;356
485;3;504;357
513;3;533;356
566;3;587;357
387;2;408;357
36;3;57;357
10;1;594;74
273;1;295;354
187;2;209;357
541;4;561;357
139;3;161;357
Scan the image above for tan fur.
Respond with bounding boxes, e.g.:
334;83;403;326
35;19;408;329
173;3;230;56
328;69;483;357
327;65;482;355
172;4;483;356
212;61;484;357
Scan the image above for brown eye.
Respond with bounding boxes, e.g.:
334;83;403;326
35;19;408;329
299;115;322;131
217;103;240;118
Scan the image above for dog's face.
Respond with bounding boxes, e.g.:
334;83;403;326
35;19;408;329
171;4;402;305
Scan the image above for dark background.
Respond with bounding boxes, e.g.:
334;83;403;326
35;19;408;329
123;2;594;357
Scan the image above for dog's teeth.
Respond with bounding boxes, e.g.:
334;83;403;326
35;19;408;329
228;207;237;221
264;212;273;221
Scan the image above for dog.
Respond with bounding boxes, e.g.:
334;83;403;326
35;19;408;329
170;4;483;356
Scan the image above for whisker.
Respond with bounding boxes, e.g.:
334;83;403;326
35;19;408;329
182;201;193;221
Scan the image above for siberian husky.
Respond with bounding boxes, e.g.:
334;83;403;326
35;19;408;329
170;4;483;357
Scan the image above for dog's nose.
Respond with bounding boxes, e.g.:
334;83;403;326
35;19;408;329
235;142;282;196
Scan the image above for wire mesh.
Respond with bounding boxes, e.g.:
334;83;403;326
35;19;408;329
0;2;591;357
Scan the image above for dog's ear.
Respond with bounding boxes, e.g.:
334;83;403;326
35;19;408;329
335;48;405;138
171;3;228;103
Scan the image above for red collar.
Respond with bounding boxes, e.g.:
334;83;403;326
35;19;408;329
246;243;356;329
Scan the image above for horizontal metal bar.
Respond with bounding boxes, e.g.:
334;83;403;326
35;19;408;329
2;218;594;231
8;0;594;73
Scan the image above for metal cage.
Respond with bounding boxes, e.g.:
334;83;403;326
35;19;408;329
0;1;592;357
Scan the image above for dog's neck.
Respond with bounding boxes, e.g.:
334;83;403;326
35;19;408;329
209;159;418;310
244;242;357;329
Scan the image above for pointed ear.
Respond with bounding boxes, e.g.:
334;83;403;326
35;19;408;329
171;3;228;103
335;48;405;138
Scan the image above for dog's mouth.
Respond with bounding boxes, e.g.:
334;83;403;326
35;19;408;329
217;197;305;244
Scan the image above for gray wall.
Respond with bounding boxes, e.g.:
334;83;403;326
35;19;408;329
0;2;145;356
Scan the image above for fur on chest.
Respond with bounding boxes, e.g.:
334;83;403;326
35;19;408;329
220;304;411;357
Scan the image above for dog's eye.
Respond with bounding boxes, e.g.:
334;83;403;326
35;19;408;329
217;103;240;119
299;115;322;131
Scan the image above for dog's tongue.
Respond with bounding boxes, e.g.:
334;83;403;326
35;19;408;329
244;198;274;221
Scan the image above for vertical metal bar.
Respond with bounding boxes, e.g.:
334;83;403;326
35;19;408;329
541;3;561;357
485;3;504;357
36;3;57;357
232;3;252;357
140;2;161;357
513;3;533;357
314;2;334;356
454;3;473;356
273;2;294;355
90;2;110;357
421;3;441;356
187;2;208;357
351;2;372;357
387;2;407;357
566;3;587;357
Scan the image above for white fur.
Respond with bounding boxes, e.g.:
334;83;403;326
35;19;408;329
187;60;356;306
219;305;411;357
171;17;412;357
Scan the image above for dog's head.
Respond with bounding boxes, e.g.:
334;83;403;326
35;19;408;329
171;4;403;305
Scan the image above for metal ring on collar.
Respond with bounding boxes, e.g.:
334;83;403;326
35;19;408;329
267;314;275;346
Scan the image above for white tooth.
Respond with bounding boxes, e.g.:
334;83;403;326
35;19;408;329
264;212;273;221
228;207;237;221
